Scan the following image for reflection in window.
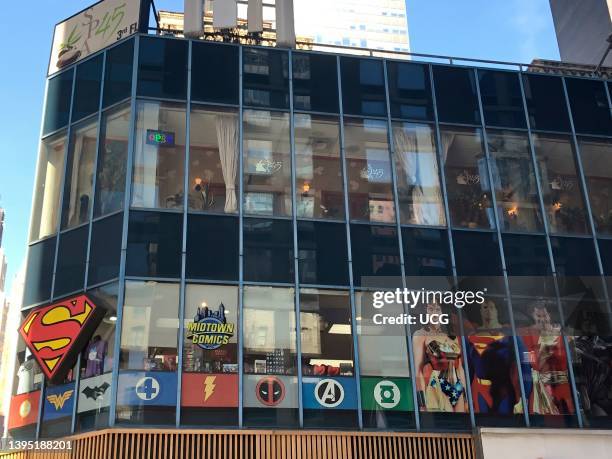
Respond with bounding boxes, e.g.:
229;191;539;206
243;218;294;283
441;127;494;229
120;281;180;371
292;52;339;113
297;221;349;286
566;78;612;136
533;135;589;234
350;224;401;286
503;234;554;297
88;213;122;286
94;104;130;217
295;114;344;219
191;42;239;105
132;101;186;210
103;38;134;108
138;36;187;100
578;138;612;235
43;70;73;135
243;48;289;109
72;54;103;122
189;107;239;213
23;238;55;306
478;70;526;129
341;57;386;117
54;226;88;297
433;66;480;125
387;61;433;121
345;118;395;223
393;123;445;226
30;133;67;241
487;130;543;232
243;110;292;216
61;121;97;229
522;74;570;132
402;227;452;277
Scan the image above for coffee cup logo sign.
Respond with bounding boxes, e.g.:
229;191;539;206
186;303;235;350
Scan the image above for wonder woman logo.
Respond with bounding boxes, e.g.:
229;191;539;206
46;390;74;410
19;295;104;382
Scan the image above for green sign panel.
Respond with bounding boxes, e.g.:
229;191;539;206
360;377;414;412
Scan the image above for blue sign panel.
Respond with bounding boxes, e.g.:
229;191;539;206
43;382;76;421
302;377;357;410
117;371;177;406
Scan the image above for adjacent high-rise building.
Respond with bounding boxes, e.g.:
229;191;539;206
549;0;612;66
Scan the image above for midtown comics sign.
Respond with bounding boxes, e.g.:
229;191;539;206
49;0;141;74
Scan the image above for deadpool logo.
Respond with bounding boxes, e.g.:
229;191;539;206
19;295;104;382
255;377;285;407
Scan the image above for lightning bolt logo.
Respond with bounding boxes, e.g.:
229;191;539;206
203;376;216;402
46;390;74;410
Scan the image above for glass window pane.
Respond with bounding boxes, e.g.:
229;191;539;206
345;118;395;223
181;284;239;426
243;286;298;427
23;238;56;306
243;217;294;283
54;226;88;297
137;36;187;99
43;70;73;135
340;57;386;117
551;236;599;276
578;137;612;235
132;101;186;209
61;121;97;229
103;38;134;108
393;122;445;226
243;48;289;109
126;211;183;279
186;215;239;281
566;78;612;136
189;106;239;214
72;54;103;122
117;281;179;425
533;134;589;234
300;289;357;428
292;52;339;113
243;110;292;216
441;127;494;229
94;104;130;217
30;133;67;241
295;114;344;219
88;213;122;286
191;42;239;104
9;339;43;439
76;282;118;432
453;230;502;276
356;290;416;429
350;224;401;287
487;130;543;232
402;227;452;277
522;74;571;132
387;61;433;121
297;221;349;286
433;66;480;125
478;70;526;128
503;234;555;296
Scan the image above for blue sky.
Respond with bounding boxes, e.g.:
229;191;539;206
0;0;559;293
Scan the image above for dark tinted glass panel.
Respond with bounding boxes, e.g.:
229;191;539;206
186;214;238;281
433;66;479;124
551;237;599;276
126;211;183;278
599;239;612;275
478;70;526;128
137;37;187;99
24;238;56;306
243;48;289;109
191;42;239;104
578;138;612;235
103;39;134;108
243;218;294;283
452;230;502;276
292;52;339;113
44;70;73;135
340;57;386;117
402;227;451;276
72;55;103;122
387;61;433;121
522;74;570;132
350;224;401;286
503;234;554;296
88;213;122;286
566;78;612;136
297;221;349;286
54;226;88;297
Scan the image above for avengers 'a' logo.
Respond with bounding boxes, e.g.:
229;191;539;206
19;295;104;382
255;377;285;407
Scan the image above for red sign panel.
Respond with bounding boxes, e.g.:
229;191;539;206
8;391;40;430
19;295;104;382
181;373;238;408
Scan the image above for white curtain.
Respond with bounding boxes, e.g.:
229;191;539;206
248;0;263;32
394;128;445;226
216;114;239;213
213;0;238;29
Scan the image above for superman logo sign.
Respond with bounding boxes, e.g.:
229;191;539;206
19;295;104;382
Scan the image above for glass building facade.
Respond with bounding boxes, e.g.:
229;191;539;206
11;34;612;440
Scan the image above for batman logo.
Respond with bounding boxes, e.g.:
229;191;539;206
81;382;110;401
